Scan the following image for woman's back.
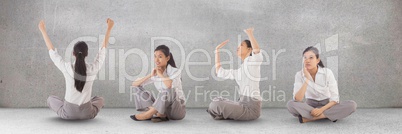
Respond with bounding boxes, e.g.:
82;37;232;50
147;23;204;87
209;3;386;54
49;47;106;105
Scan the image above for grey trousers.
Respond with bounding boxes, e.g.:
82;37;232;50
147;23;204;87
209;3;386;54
287;99;357;121
132;86;186;120
47;95;104;120
207;95;261;121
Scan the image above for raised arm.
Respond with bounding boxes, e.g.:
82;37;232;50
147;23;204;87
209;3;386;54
90;18;115;72
244;28;260;54
215;40;229;74
102;18;114;48
38;20;54;50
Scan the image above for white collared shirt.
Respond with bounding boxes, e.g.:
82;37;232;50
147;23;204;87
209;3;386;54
217;52;264;100
293;67;339;102
49;47;106;105
140;65;185;101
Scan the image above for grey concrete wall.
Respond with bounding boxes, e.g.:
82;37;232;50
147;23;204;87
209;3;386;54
0;0;401;108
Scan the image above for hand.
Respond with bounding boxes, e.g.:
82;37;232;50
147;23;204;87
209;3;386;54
216;40;229;50
303;67;312;81
106;18;114;29
38;20;46;31
310;108;324;117
244;27;254;35
155;67;164;77
151;68;157;76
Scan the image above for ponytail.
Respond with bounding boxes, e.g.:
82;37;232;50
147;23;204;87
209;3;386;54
317;60;325;68
168;52;176;68
73;41;88;92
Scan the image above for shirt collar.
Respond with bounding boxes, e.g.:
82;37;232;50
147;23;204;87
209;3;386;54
317;67;325;74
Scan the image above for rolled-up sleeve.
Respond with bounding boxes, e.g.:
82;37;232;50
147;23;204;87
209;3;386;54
327;69;339;103
140;76;155;87
217;67;236;80
293;72;303;100
171;69;182;89
161;68;182;89
90;47;107;73
249;52;264;63
49;48;67;72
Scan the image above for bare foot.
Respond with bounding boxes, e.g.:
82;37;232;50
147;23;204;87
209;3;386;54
302;117;311;123
302;114;327;123
134;112;152;120
136;107;159;120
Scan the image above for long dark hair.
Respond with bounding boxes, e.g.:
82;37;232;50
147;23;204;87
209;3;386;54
303;46;325;67
73;41;88;92
155;45;176;68
244;40;252;56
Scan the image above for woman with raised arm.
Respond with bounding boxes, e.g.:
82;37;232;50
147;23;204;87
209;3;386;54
39;18;114;120
130;45;186;122
206;28;263;121
287;46;357;123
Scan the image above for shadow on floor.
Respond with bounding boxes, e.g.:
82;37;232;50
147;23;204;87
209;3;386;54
46;117;102;123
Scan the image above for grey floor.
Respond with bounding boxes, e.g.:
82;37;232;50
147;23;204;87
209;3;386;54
0;108;401;134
